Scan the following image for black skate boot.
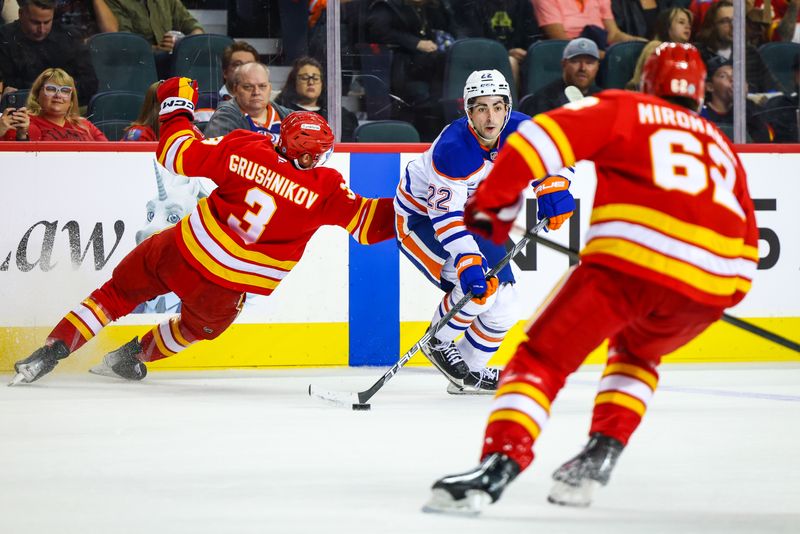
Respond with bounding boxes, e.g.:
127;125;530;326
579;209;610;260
9;340;70;385
88;337;147;381
447;367;501;395
421;336;470;387
547;433;624;507
422;453;521;516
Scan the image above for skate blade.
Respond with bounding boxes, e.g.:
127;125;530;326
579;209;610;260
7;372;28;387
88;362;118;379
446;383;495;395
421;488;490;516
547;480;598;508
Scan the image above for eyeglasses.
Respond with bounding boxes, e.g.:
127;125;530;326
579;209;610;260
298;74;322;84
43;84;74;96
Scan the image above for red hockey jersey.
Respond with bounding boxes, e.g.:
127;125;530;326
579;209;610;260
156;118;395;295
473;90;759;308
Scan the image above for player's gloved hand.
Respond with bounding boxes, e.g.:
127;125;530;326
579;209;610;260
454;253;490;297
464;193;524;245
157;77;198;123
533;175;575;231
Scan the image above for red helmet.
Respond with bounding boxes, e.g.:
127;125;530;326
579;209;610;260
641;42;706;108
276;111;334;167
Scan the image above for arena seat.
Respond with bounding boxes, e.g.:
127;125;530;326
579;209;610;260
523;40;568;96
89;32;157;94
93;119;132;141
87;91;145;123
171;34;235;95
442;38;516;122
758;42;800;94
599;41;647;89
354;120;420;143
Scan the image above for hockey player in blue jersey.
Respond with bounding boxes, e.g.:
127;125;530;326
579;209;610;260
394;69;533;394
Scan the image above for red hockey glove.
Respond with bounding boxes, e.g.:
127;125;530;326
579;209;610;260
157;77;198;123
533;175;575;231
464;193;524;245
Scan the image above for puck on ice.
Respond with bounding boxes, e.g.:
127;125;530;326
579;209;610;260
352;403;371;411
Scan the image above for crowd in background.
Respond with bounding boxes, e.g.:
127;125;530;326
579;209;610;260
0;0;798;144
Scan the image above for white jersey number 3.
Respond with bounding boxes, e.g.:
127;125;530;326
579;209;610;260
228;188;278;244
650;129;745;220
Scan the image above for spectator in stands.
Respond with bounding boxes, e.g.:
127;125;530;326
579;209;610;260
122;81;158;141
274;56;359;142
105;0;204;78
611;0;665;40
695;0;783;92
700;57;771;142
745;5;772;47
453;0;541;88
219;40;259;103
763;52;799;141
0;0;98;105
0;67;107;141
531;0;646;48
519;37;601;116
55;0;118;42
627;7;693;89
204;62;292;142
366;0;454;140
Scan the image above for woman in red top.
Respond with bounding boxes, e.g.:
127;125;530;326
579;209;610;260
1;67;107;142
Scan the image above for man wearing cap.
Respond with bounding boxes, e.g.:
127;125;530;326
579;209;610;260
699;55;771;142
520;37;601;116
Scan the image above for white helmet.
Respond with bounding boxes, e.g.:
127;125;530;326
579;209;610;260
463;69;512;109
462;69;512;142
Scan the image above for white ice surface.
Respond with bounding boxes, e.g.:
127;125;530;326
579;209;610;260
1;364;799;534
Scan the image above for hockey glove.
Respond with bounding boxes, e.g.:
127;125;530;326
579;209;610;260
533;175;575;231
455;253;491;298
157;77;198;123
464;193;524;245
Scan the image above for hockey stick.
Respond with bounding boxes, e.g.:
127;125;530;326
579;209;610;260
308;217;551;409
525;229;800;354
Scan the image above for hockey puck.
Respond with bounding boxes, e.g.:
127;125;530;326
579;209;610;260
352;403;371;411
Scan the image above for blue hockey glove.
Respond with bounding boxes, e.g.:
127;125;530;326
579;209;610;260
455;253;489;297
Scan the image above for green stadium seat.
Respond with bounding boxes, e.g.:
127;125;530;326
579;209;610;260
758;42;800;94
87;91;145;123
442;38;516;122
354;120;420;142
89;32;157;94
524;40;568;96
599;41;647;89
171;34;234;95
93;119;132;141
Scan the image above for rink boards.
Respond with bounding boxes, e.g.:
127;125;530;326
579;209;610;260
0;143;798;371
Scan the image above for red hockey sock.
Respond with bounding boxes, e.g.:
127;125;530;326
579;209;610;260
140;316;197;362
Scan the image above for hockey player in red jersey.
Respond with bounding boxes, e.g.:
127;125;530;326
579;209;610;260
10;77;395;385
423;43;759;514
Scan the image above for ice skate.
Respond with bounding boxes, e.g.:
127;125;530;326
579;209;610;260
421;337;470;387
9;341;70;386
423;453;520;516
548;433;624;507
446;367;501;395
89;337;148;381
